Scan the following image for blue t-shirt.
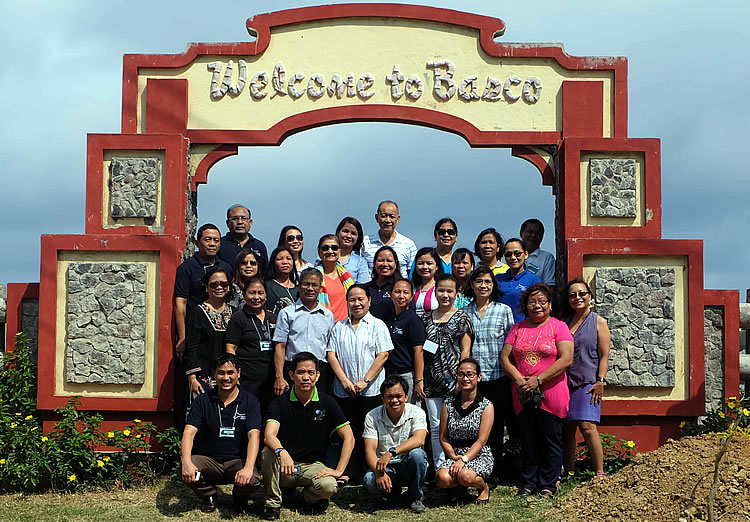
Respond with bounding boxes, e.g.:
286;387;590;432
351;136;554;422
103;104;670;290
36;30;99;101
385;308;427;374
495;269;542;322
186;386;261;462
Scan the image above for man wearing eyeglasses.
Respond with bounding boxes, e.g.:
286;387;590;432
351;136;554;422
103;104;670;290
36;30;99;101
218;204;269;268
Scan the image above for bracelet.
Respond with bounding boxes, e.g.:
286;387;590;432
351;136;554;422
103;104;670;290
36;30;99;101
415;378;424;383
536;376;543;387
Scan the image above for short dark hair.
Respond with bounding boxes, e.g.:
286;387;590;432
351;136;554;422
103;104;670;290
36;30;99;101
196;223;220;241
201;265;234;302
520;218;545;236
463;266;500;303
233;248;264;285
433;217;458;238
434;272;457;289
226;204;251;219
242;276;266;294
391;278;413;293
265;246;299;284
370;245;401;285
458;357;481;375
214;352;241;372
346;283;370;299
474;228;504;262
291;351;320;371
411;247;444;287
317;234;338;249
503;237;528;253
380;375;409;396
519;283;553;316
451;247;475;268
336;217;364;251
299;267;323;284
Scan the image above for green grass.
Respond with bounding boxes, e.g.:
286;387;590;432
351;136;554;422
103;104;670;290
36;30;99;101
0;479;573;521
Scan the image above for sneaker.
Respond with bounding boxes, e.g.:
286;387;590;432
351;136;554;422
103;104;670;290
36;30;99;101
199;494;217;513
409;499;426;513
262;506;280;520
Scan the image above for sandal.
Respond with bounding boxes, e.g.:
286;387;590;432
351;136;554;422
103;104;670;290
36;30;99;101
539;489;554;498
336;475;350;487
475;491;491;505
517;488;534;498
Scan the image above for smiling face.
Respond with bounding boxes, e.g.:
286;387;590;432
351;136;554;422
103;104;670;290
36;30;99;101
318;237;340;265
273;251;294;277
391;279;413;311
435;221;457;249
206;271;230;300
415;253;438;282
238;252;259;279
435;278;457;307
347;287;370;320
503;240;528;272
289;359;319;392
284;228;304;255
478;233;499;264
568;282;592;312
526;289;552;323
375;202;400;235
452;253;474;280
226;206;251;236
214;362;240;393
471;273;494;300
243;280;266;311
195;228;221;258
337;222;359;252
382;383;408;417
374;249;397;280
457;361;480;391
521;222;544;253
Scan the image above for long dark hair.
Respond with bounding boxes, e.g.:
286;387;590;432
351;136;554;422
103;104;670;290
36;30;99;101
558;278;593;319
232;248;264;286
370;245;401;287
411;247;444;288
336;216;364;252
463;266;500;303
473;227;504;262
265;246;299;284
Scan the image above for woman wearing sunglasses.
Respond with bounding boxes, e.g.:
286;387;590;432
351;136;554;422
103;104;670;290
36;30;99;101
496;238;541;322
184;266;235;396
264;246;299;314
316;234;354;322
561;279;611;480
278;225;312;274
228;248;263;310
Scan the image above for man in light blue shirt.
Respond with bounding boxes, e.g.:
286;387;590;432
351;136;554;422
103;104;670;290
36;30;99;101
520;218;556;287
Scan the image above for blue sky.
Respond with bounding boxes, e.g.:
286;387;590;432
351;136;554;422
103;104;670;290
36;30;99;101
1;1;748;295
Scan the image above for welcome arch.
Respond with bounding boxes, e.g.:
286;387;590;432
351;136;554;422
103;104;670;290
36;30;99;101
17;4;739;450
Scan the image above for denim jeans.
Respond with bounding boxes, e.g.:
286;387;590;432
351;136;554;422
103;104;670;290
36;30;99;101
362;448;428;502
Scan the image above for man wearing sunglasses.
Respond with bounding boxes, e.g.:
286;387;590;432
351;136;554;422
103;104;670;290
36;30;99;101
219;204;269;268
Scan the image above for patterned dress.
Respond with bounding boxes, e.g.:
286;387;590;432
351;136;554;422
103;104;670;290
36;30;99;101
437;395;494;479
423;310;474;398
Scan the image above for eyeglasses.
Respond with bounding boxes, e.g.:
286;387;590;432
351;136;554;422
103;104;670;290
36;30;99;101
568;291;590;299
474;279;493;287
243;260;258;266
286;234;303;242
457;371;477;379
320;244;339;252
504;250;524;258
438;228;457;236
300;282;321;289
228;216;250;222
208;281;230;289
528;299;549;307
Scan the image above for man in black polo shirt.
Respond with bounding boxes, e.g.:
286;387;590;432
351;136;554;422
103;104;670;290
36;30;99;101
260;352;354;520
181;353;261;513
218;204;269;268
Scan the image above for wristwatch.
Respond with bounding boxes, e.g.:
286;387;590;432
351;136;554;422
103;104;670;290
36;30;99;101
274;447;285;456
596;377;606;383
460;455;469;464
388;447;398;457
363;377;371;384
536;376;543;386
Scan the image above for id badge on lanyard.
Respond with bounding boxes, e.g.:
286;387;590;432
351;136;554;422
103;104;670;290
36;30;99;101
218;404;238;438
260;341;272;351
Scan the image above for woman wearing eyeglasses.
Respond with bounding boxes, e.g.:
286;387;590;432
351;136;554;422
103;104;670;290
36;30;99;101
278;225;312;274
435;357;494;504
264;246;299;314
228;248;264;310
561;279;611;479
184;266;235;396
496;238;541;322
463;266;514;482
501;283;573;497
316;234;354;322
225;276;277;409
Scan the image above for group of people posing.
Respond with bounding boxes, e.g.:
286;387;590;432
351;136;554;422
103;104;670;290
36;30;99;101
174;201;612;519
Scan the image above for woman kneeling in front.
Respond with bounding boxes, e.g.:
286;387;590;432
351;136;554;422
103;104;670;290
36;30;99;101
435;358;494;504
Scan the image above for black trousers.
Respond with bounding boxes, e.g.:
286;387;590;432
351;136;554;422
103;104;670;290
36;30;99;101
518;406;564;493
336;395;382;481
478;376;515;476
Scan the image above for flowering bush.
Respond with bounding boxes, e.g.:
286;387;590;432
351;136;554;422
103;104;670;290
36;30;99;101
680;396;750;437
571;433;637;478
0;333;181;493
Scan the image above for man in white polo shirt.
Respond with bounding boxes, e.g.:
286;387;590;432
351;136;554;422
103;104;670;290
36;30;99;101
362;375;428;513
360;200;417;278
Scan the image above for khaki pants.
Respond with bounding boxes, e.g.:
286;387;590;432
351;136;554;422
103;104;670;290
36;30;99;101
186;455;262;498
260;446;337;508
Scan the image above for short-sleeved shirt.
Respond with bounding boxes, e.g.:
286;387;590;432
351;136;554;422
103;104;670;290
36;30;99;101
364;280;396;323
385;308;426;374
526;249;556;287
465;301;515;381
362;403;427;458
422;309;475;398
225;308;277;384
342;253;370;284
328;313;394;398
265;280;299;315
360;231;417;279
218;233;269;268
186;386;261;462
174;254;233;312
266;386;350;463
272;299;335;362
505;317;574;418
496;269;542;322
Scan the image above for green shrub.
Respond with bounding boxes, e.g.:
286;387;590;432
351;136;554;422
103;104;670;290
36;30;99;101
680;395;750;436
568;432;637;480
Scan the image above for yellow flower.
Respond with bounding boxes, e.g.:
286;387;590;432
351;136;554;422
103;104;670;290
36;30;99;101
31;426;38;431
135;434;141;439
68;474;77;482
679;421;686;428
14;413;21;416
41;436;48;442
103;456;110;462
718;412;725;418
626;440;635;448
728;396;737;401
133;419;141;424
107;432;114;439
743;409;749;417
727;401;736;409
97;460;105;468
10;423;17;428
0;459;6;465
123;429;131;436
25;415;33;420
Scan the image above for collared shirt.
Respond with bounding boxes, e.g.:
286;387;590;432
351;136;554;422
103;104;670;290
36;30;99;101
225;308;277;383
266;386;350;463
315;253;370;284
385;307;426;373
362;403;427;458
218;233;269;267
174;254;233;312
186;386;261;462
360;231;417;278
273;299;335;362
464;301;515;380
526;249;556;286
327;312;394;398
496;269;542;322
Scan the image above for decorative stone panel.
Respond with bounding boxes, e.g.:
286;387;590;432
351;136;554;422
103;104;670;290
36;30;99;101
22;298;39;367
589;158;637;218
704;307;724;413
0;283;6;323
65;263;147;385
594;267;675;387
108;157;160;222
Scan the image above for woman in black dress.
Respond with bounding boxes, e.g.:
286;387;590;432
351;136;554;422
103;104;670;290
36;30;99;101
264;246;299;314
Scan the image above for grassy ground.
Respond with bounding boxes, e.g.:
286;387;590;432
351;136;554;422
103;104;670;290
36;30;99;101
0;479;573;521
